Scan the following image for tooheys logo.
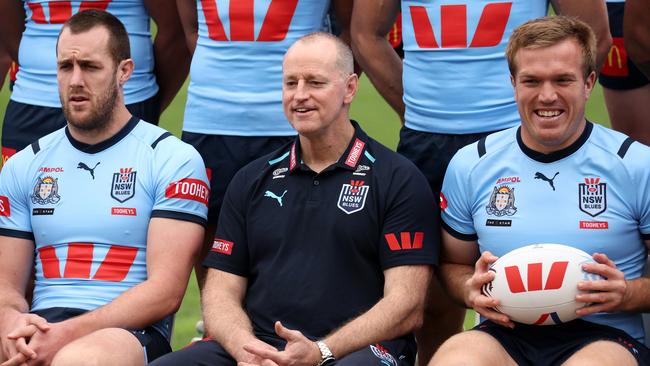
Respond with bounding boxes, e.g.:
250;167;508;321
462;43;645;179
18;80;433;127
0;196;10;216
409;2;512;49
211;238;234;255
345;139;365;168
165;178;210;205
504;262;568;294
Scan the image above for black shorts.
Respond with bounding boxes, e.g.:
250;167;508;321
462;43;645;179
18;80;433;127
150;336;416;366
475;319;649;366
1;95;160;156
397;126;496;196
599;2;650;90
181;132;294;226
32;307;171;363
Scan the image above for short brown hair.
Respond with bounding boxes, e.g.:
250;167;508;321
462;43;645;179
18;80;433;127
292;32;354;77
58;9;131;65
506;16;596;78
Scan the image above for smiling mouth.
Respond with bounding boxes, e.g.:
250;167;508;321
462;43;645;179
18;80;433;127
294;107;316;113
535;110;562;117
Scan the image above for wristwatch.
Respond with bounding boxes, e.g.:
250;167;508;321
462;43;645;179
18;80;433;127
316;341;335;366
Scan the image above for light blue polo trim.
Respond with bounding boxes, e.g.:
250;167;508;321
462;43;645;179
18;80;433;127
268;151;290;166
364;151;376;163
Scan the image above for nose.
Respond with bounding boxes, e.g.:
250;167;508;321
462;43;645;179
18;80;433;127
294;79;309;101
538;81;557;103
69;64;84;87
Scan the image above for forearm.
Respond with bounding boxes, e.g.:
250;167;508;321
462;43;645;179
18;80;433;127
621;276;650;313
153;33;191;111
203;295;258;361
438;263;473;307
0;285;28;314
323;267;432;358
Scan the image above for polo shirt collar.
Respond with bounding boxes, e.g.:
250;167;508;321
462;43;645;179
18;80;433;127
66;115;139;154
288;120;369;173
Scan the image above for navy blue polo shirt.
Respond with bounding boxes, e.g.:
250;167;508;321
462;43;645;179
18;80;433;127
204;121;439;340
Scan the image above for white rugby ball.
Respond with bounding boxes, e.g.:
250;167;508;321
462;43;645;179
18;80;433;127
482;243;600;325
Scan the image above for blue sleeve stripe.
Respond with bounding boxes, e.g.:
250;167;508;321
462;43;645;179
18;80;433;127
441;220;478;242
0;228;35;241
151;132;172;149
364;151;376;163
268;151;290;165
151;210;207;227
617;137;634;159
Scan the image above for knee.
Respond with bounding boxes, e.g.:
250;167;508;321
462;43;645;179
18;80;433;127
51;343;101;366
429;332;510;366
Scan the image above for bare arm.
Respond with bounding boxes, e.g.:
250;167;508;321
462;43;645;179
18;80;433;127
332;0;360;75
176;0;198;54
351;0;404;120
624;0;650;78
0;51;12;91
0;0;24;62
144;0;192;112
551;0;612;72
201;269;275;363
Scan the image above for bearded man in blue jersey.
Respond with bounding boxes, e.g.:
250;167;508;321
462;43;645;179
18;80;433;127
0;10;207;366
432;16;649;366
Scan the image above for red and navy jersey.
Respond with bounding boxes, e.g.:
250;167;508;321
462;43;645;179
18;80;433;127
204;121;439;340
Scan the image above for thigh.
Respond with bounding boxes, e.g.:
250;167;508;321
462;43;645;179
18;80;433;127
562;340;639;366
149;339;236;366
603;84;650;146
51;328;147;366
336;338;416;366
1;100;66;154
429;330;516;366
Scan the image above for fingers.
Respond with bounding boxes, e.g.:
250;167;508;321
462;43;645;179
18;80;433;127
274;321;303;342
12;338;35;361
7;325;42;340
24;315;49;333
0;351;29;366
475;251;498;273
242;344;280;364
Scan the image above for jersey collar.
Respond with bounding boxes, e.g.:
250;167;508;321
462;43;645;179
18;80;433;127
66;116;139;154
288;120;369;173
517;121;593;163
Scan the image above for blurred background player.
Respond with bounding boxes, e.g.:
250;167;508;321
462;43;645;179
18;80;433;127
624;0;650;78
0;0;189;163
432;15;649;365
351;0;611;363
0;10;207;365
174;0;353;288
599;0;650;146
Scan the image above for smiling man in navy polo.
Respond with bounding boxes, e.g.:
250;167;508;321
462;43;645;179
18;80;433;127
150;33;439;366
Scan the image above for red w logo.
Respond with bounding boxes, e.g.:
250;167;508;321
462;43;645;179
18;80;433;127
27;1;112;24
385;232;424;251
38;243;138;282
504;261;569;293
201;0;298;42
410;2;512;48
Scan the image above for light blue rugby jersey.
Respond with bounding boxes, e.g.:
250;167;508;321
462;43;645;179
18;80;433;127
441;123;650;342
0;117;209;339
13;0;157;107
182;0;329;136
401;0;548;134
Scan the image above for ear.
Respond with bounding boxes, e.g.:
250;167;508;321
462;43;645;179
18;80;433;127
117;58;134;87
343;73;358;105
584;70;596;99
510;74;518;100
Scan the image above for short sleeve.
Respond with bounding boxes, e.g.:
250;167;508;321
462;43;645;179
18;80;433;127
202;167;250;277
440;146;478;241
150;139;209;227
0;152;34;240
379;162;439;269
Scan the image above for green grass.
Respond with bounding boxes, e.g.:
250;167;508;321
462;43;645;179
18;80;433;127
0;73;610;349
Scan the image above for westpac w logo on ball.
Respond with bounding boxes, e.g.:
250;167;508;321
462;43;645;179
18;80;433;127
337;180;369;214
111;168;137;203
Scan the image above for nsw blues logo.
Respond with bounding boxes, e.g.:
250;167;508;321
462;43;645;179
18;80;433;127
578;177;606;217
337;180;369;214
111;168;137;203
370;344;397;366
31;176;61;205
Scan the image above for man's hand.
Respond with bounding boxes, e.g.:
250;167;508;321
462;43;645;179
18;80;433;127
240;322;320;366
4;321;73;366
235;338;279;365
466;251;514;328
575;252;627;316
0;313;49;366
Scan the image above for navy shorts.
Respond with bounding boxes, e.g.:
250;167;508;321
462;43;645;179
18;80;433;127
32;307;171;363
181;132;294;226
397;126;496;196
150;336;416;366
599;2;649;90
475;319;649;366
1;95;160;156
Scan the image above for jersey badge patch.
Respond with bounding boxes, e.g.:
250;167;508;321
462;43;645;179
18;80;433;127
370;344;398;366
31;176;61;205
337;180;369;214
486;185;517;216
0;196;10;216
165;178;210;205
579;178;606;217
211;238;234;255
111;168;137;203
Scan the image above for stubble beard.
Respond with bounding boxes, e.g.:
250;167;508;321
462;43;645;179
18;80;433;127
62;77;118;133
